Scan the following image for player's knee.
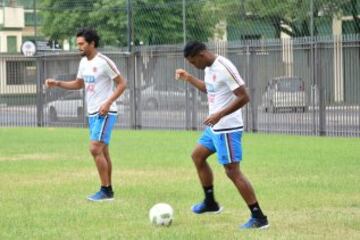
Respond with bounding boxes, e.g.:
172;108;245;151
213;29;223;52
89;145;102;156
191;151;204;166
191;153;206;168
224;165;240;180
191;151;198;161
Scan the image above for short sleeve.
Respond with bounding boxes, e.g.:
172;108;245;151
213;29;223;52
103;57;121;80
219;58;245;91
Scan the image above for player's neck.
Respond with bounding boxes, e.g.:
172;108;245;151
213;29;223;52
207;53;217;66
86;50;98;60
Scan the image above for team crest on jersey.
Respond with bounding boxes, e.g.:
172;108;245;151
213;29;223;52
212;74;217;82
92;67;97;73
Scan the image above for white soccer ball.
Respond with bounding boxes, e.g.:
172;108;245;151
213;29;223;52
149;203;174;226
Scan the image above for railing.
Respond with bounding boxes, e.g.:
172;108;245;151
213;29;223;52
0;36;359;137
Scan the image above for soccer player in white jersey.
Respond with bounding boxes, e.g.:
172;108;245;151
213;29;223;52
176;41;269;229
45;28;127;202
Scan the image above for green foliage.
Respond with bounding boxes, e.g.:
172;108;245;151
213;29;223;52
36;0;360;45
39;0;218;47
132;0;184;45
89;0;128;47
40;0;127;47
210;0;360;38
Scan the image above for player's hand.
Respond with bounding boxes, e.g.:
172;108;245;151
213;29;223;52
175;69;190;81
45;79;58;88
203;112;223;127
99;101;111;116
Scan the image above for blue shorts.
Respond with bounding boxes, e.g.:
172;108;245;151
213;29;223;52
88;112;117;145
198;127;243;165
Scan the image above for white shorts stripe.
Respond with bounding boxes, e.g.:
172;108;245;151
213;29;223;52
224;133;232;164
98;115;108;141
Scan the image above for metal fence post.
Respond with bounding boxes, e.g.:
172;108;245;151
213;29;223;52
127;0;132;54
244;45;250;132
310;37;317;135
191;87;197;130
317;41;326;136
246;44;257;132
36;56;44;127
127;52;137;129
127;0;140;129
134;52;142;129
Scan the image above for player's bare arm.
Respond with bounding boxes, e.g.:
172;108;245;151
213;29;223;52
99;75;127;116
203;85;250;126
175;69;207;93
45;78;85;90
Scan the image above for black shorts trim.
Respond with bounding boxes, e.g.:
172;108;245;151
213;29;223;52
212;126;244;132
88;111;117;116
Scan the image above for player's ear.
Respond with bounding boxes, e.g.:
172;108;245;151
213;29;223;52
198;50;207;57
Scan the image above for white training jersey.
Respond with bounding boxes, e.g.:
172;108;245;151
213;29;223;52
77;53;120;114
204;55;245;133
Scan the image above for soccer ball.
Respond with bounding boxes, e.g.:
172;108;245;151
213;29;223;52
149;203;174;226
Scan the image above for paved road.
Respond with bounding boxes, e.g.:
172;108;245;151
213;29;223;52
1;105;359;136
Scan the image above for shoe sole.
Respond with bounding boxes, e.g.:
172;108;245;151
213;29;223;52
191;206;224;214
240;223;270;230
87;197;114;202
259;224;270;229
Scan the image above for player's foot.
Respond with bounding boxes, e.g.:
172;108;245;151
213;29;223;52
191;201;223;214
240;216;269;229
87;190;114;202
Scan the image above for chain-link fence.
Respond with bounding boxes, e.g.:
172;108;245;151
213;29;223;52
0;0;359;136
1;0;359;47
1;35;360;136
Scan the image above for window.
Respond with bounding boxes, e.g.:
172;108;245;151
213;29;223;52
6;61;37;85
24;12;42;26
25;12;35;26
7;36;17;53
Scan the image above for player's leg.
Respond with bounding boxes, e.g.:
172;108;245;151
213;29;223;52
191;128;223;214
191;144;214;187
87;113;117;201
216;131;268;229
103;145;112;185
224;162;257;204
89;141;110;187
224;163;268;228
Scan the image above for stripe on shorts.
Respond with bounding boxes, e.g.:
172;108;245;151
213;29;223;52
225;133;235;163
99;115;109;142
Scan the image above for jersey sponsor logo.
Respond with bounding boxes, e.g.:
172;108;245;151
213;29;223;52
206;83;215;92
86;84;95;93
208;94;215;103
84;75;96;83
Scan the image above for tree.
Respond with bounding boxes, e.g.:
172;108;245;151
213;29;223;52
132;0;218;45
40;0;127;47
243;0;317;38
40;0;218;47
210;0;359;39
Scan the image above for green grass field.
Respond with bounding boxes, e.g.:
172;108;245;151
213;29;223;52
0;128;359;240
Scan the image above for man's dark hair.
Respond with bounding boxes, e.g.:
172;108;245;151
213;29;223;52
76;28;100;48
183;41;207;58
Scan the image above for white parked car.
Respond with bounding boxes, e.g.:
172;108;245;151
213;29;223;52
261;76;307;113
46;90;84;122
46;90;126;122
